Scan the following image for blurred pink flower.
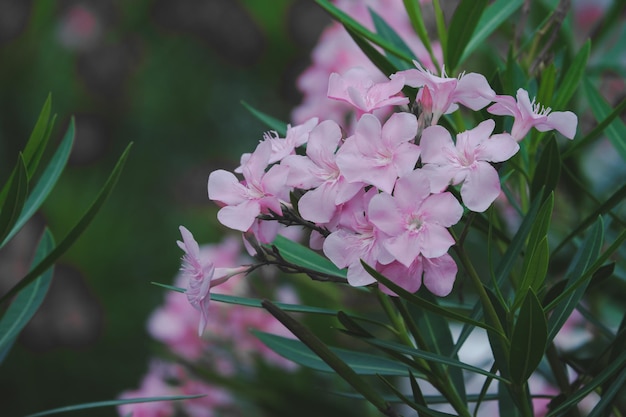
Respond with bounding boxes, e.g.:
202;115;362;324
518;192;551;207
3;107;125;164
488;88;578;141
327;67;409;115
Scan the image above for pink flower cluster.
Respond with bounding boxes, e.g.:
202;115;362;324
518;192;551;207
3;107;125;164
119;235;297;417
208;62;577;299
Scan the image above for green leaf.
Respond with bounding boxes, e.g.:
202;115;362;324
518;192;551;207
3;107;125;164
509;290;548;383
240;101;287;136
1;119;75;247
583;77;626;161
23;94;53;178
406;295;466;403
536;63;557;108
563;95;626;158
402;0;438;69
445;0;488;73
211;293;342;317
315;0;414;64
547;217;604;342
254;331;408;376
377;375;458;417
23;395;205;417
0;143;133;306
0;229;54;364
269;234;347;280
586;366;626;417
260;300;395;415
530;137;561;201
458;0;524;66
345;27;404;81
369;9;416;70
0;154;29;245
363;338;509;383
362;262;502;335
484;286;511;378
553;40;590;109
546;349;626;416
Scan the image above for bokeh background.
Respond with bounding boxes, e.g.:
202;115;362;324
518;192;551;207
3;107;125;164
0;0;332;415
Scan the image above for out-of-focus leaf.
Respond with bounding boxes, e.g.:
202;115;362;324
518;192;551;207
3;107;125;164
583;77;626;161
459;0;524;66
0;229;54;364
536;63;556;108
241;101;287;136
269;234;347;280
316;0;413;64
1;119;75;247
546;349;626;416
254;331;408;376
553;41;590;109
553;183;626;255
509;290;547;383
369;9;415;70
260;300;395;415
0;143;133;305
23;395;205;417
530;138;560;200
377;375;457;417
445;0;488;72
547;217;604;342
563;96;626;158
0;155;29;246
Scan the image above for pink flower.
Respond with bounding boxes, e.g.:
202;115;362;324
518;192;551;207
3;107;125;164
377;253;457;297
282;120;363;224
420;120;519;212
321;188;392;287
487;88;578;141
237;118;319;170
336;112;420;194
178;226;248;335
327;67;409;115
393;62;495;123
208;140;290;232
368;169;463;267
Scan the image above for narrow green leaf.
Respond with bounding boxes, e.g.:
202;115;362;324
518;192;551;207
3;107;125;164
509;290;548;383
0;143;133;305
547;217;604;342
536;63;557;108
563;95;626;158
23;395;205;417
0;154;29;245
530;137;561;200
369;9;416;70
432;0;447;59
553;41;590;109
546;349;626;416
586;366;626;417
406;295;466;403
364;338;508;383
0;229;54;364
583;77;626;161
268;234;347;280
260;301;396;415
240;101;287;136
484;286;511;379
362;262;502;335
1;119;75;247
254;331;408;376
211;293;341;317
445;0;488;73
315;0;414;64
23;94;52;178
345;27;403;81
402;0;438;69
498;380;524;417
377;375;458;417
459;0;524;66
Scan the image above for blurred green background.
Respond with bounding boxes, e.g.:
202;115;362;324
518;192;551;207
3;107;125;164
0;0;331;415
